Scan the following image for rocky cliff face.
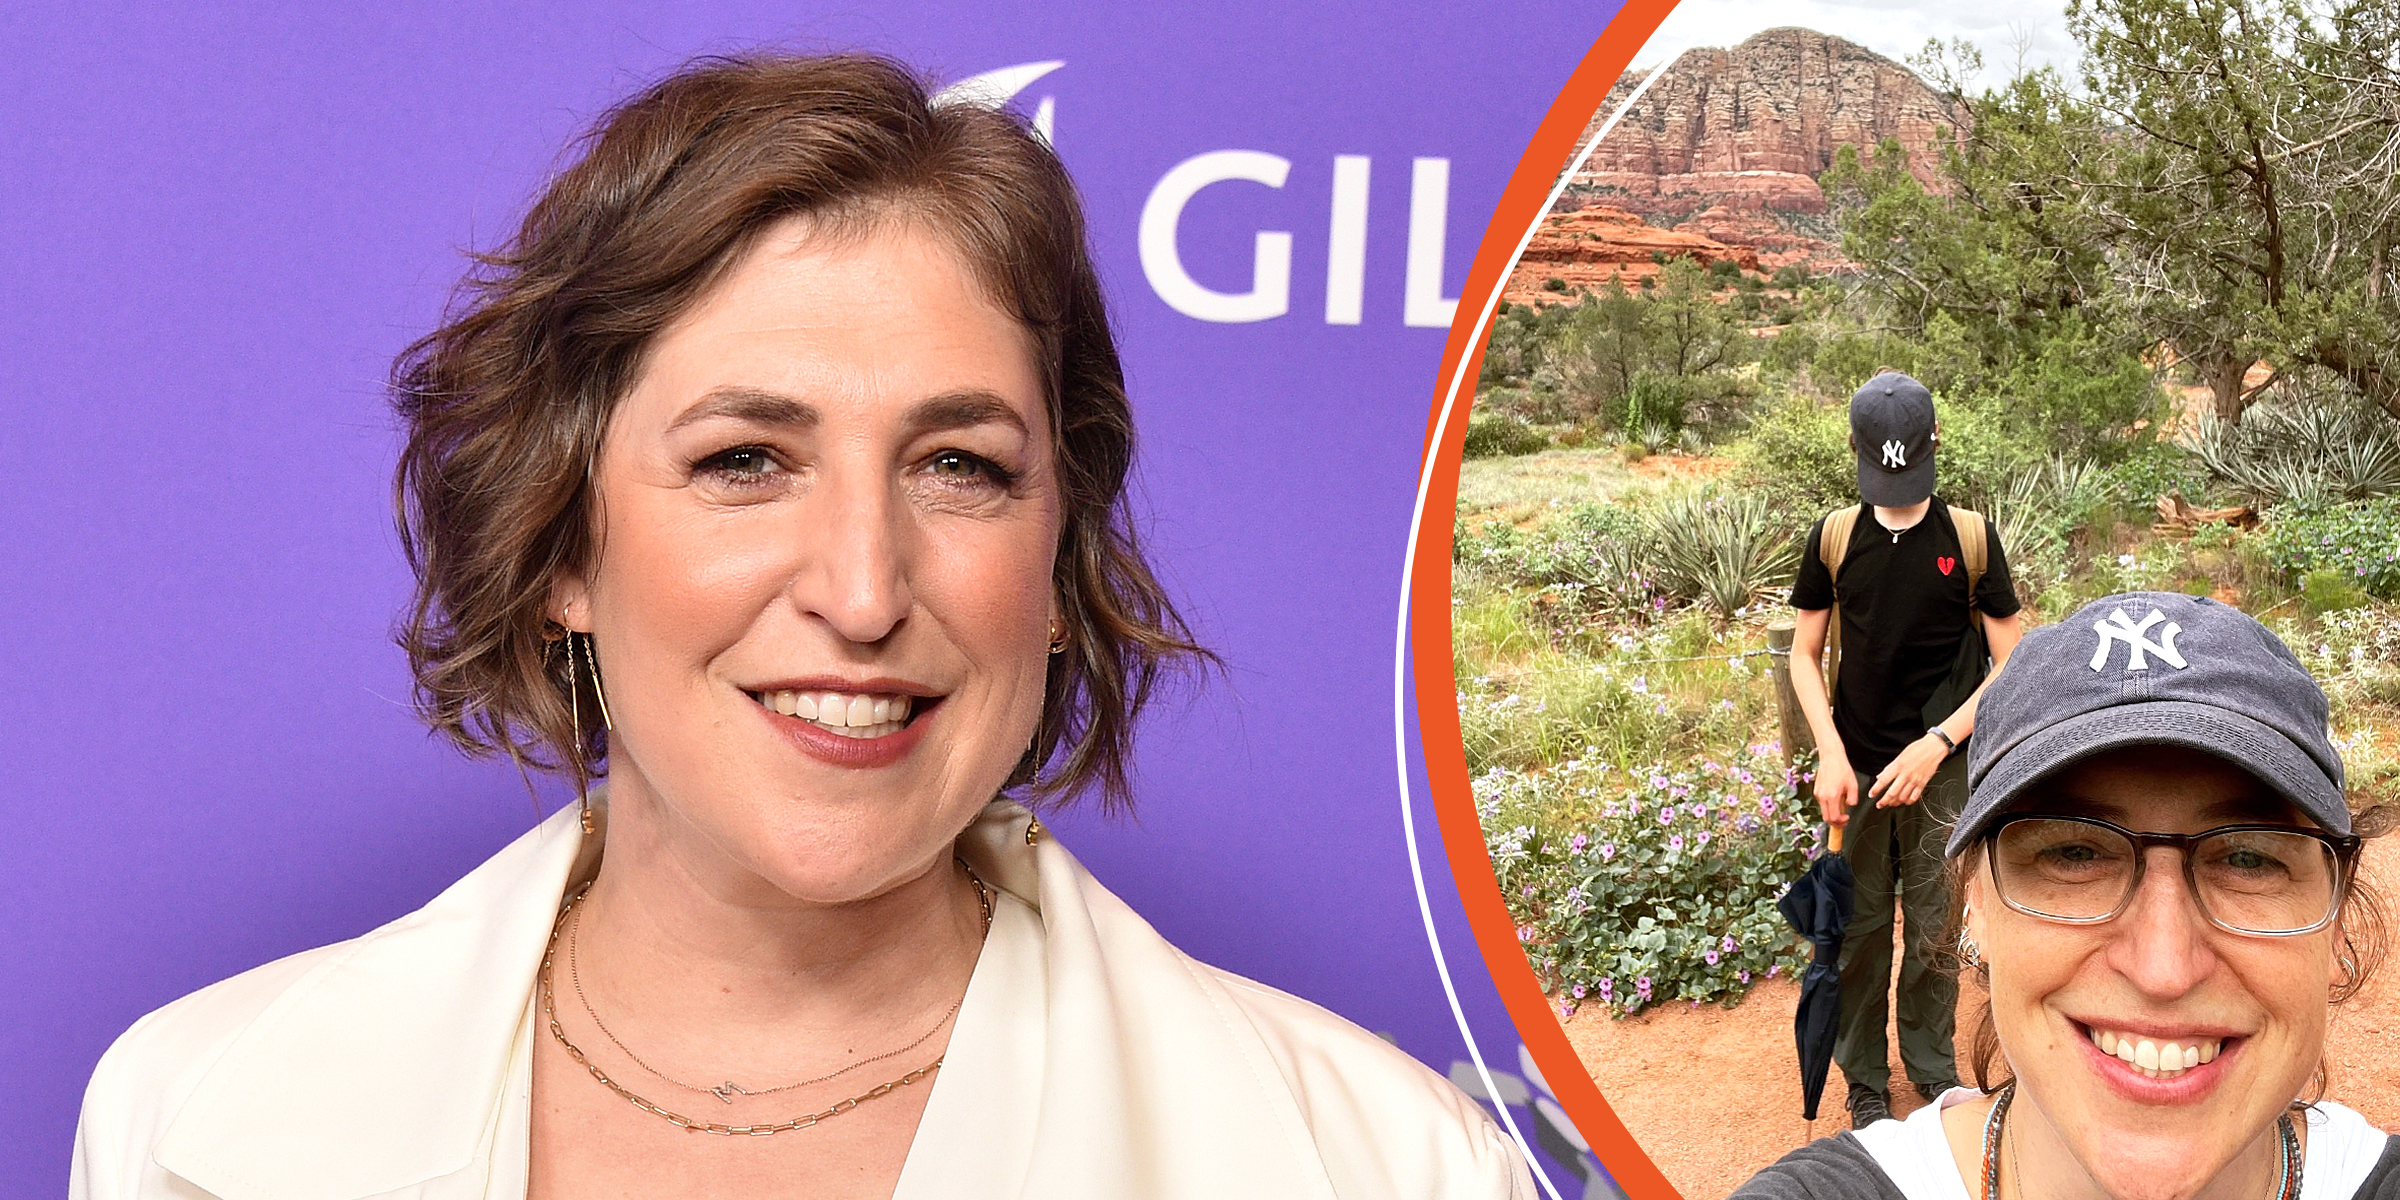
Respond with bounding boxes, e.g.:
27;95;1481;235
1534;26;1966;286
1505;205;1757;301
1576;27;1965;216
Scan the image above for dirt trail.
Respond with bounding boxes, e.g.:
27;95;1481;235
1557;839;2400;1200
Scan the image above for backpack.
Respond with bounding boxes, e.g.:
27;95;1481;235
1817;502;1989;703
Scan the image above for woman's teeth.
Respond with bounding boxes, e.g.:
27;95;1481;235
2090;1027;2222;1079
755;689;914;738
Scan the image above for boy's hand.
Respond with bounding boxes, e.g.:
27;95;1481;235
1815;752;1856;825
1869;734;1950;808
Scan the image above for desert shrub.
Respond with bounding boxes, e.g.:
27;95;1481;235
2187;401;2400;505
1462;412;1548;459
1644;487;1802;617
2102;441;2214;508
1971;316;2163;462
1454;502;1661;616
1984;456;2109;600
1732;394;1855;517
1928;397;2048;514
1483;749;1819;1013
2254;498;2400;599
2302;568;2371;613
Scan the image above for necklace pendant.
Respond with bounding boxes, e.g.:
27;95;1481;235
710;1081;749;1104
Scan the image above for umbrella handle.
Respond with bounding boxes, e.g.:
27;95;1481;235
1828;823;1844;853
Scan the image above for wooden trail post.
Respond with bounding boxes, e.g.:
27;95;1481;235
1768;619;1839;850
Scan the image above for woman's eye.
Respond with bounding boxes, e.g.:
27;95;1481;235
924;449;1015;486
698;446;783;478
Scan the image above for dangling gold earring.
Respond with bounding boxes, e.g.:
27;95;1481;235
1047;617;1068;655
577;632;615;730
559;630;597;836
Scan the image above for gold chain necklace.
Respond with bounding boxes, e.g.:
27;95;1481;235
538;857;995;1136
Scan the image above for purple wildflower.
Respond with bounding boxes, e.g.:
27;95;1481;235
1669;835;1685;852
1636;976;1653;998
1696;830;1712;847
1600;843;1617;861
1571;983;1587;999
1705;949;1720;965
1739;970;1752;984
1722;934;1739;952
1569;833;1588;854
1659;806;1676;824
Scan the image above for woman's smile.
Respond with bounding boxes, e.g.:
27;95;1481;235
2070;1018;2243;1101
744;681;943;769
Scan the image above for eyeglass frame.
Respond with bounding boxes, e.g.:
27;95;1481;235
1978;812;2363;938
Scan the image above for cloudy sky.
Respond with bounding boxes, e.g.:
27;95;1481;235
1627;0;2081;93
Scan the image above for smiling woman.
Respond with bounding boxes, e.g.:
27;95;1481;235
67;54;1532;1200
1736;592;2400;1200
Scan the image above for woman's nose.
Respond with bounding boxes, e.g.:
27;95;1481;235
788;467;913;644
2107;847;2218;998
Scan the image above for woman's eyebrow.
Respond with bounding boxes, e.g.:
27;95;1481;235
904;389;1029;437
667;386;820;433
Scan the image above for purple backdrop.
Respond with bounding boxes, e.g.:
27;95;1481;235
0;5;1616;1193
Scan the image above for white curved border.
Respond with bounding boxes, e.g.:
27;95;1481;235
1391;45;1688;1200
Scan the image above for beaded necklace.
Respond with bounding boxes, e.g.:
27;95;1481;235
1978;1083;2301;1200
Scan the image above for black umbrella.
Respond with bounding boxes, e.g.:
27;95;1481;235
1776;822;1855;1121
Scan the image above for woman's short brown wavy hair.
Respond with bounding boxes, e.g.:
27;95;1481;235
392;52;1204;811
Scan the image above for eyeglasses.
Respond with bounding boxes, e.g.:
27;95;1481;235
1983;814;2361;937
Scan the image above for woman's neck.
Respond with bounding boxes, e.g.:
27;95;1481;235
1995;1088;2289;1200
569;768;989;1068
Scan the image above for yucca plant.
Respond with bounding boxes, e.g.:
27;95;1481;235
2187;399;2400;503
1643;487;1801;618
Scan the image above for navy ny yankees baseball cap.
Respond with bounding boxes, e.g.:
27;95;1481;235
1945;591;2349;856
1850;372;1937;507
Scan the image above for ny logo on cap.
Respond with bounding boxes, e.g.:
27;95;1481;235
2090;607;2188;672
1881;440;1907;468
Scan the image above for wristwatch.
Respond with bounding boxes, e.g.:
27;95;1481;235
1926;727;1959;756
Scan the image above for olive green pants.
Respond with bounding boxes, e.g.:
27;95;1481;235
1833;749;1967;1097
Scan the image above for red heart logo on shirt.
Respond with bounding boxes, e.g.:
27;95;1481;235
1937;557;1957;575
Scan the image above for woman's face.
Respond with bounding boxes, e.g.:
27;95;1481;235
1967;745;2344;1199
555;214;1058;904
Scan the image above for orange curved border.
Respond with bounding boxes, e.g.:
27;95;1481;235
1410;3;1687;1197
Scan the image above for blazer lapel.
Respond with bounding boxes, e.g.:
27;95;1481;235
153;804;590;1200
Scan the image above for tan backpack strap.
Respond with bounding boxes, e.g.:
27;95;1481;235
1818;505;1862;694
1951;506;1989;604
1820;506;1862;585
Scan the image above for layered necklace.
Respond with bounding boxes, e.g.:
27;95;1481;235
538;856;994;1136
1978;1082;2302;1200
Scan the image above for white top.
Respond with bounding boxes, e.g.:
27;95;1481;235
1855;1086;2389;1200
72;800;1532;1200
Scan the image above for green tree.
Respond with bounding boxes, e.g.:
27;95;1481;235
2064;0;2400;421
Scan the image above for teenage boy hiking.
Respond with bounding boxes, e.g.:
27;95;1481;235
1788;371;2024;1128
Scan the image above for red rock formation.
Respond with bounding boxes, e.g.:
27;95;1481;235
1556;27;1967;275
1503;205;1756;304
1677;205;1851;274
1580;27;1965;210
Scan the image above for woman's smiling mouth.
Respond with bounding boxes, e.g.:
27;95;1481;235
748;688;928;739
2072;1019;2247;1101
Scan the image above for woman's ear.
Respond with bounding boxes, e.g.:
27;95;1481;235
551;570;594;634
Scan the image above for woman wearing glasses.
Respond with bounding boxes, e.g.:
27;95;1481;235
1739;591;2400;1200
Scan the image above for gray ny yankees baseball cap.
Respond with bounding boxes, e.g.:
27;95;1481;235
1945;591;2348;856
1851;372;1937;506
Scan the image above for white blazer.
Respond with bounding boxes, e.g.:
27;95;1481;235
73;799;1535;1200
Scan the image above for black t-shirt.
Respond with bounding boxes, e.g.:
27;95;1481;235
1789;497;2019;767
